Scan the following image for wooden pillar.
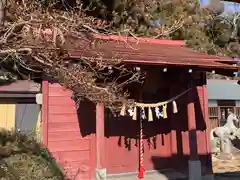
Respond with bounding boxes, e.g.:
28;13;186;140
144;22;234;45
42;80;49;146
170;89;177;155
95;103;106;180
188;78;202;180
203;73;214;179
203;85;212;155
187;86;198;160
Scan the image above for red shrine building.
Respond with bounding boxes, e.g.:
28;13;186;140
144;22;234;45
40;35;239;180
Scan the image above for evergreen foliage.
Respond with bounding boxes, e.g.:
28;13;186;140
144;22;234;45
0;129;64;180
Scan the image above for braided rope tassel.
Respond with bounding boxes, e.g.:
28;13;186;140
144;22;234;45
138;116;145;179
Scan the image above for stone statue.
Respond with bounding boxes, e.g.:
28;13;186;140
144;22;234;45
210;112;239;158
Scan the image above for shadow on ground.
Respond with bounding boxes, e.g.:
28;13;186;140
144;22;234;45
215;171;240;180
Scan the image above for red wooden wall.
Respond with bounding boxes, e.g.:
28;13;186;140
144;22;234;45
42;81;96;180
42;77;212;179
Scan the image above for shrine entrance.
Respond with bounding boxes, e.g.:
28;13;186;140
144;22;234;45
104;69;195;176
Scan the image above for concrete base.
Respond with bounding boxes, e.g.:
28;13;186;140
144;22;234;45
188;160;202;180
202;174;215;180
95;168;107;180
107;169;187;180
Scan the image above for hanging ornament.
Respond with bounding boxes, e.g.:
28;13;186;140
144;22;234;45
128;138;131;151
122;137;132;151
147;137;151;149
128;108;134;117
120;104;126;116
135;138;138;147
124;137;128;148
155;107;163;119
141;107;146;120
118;136;122;147
172;101;178;113
148;107;153;122
132;106;137;120
162;104;167;119
153;136;157;149
128;88;190;121
161;134;165;146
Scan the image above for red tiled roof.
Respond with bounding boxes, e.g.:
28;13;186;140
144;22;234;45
68;34;239;70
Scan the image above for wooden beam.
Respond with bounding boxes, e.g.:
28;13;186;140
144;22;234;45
96;103;105;169
203;82;214;175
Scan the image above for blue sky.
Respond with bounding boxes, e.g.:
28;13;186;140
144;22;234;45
200;0;240;15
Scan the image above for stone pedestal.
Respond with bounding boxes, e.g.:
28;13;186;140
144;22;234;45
217;137;234;160
223;138;232;154
188;160;202;180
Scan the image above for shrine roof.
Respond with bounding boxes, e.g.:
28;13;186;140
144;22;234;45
68;34;239;71
0;80;40;93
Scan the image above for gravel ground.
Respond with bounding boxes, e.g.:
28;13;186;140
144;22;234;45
213;154;240;180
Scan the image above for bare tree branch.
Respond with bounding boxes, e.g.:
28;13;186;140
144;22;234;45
0;0;6;27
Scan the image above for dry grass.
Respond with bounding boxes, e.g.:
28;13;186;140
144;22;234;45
0;129;64;180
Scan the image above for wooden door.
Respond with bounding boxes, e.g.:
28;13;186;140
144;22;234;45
0;103;15;131
15;103;41;137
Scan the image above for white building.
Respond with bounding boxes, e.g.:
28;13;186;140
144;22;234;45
208;79;240;129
